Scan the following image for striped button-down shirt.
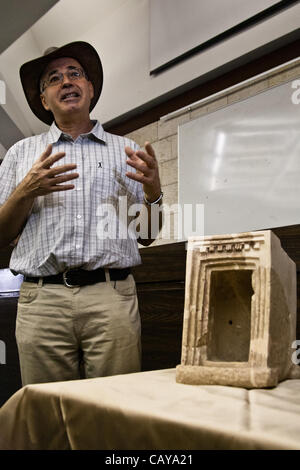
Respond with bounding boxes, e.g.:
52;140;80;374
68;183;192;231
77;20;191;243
0;121;144;276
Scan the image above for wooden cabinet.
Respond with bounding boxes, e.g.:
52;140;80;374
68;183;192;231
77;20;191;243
133;242;186;371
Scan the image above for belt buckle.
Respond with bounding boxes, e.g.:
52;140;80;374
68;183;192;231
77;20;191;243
63;269;80;288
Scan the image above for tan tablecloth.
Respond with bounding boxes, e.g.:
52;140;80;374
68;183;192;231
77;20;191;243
0;368;300;450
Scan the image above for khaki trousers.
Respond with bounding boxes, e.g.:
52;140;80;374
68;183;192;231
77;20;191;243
16;274;141;386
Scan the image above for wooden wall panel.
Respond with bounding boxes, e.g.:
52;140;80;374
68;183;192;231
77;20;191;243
136;282;185;371
133;242;186;371
271;225;300;339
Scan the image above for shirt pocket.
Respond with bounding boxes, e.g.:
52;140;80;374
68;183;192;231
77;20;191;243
93;168;139;210
94;168;119;201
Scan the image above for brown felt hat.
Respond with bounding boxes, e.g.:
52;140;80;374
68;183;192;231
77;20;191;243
20;41;103;125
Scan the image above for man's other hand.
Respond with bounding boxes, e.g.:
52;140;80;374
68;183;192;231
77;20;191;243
125;142;161;202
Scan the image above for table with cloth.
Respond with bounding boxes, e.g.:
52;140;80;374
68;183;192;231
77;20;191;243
0;368;300;450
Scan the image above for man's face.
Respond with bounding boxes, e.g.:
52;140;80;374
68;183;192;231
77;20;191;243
40;57;94;120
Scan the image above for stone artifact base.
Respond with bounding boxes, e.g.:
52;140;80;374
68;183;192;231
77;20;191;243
176;365;279;389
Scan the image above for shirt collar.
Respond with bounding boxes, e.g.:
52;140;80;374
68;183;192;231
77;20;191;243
46;120;107;145
85;120;107;143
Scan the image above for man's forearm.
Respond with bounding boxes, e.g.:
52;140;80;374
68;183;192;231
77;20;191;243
0;146;79;249
0;187;34;249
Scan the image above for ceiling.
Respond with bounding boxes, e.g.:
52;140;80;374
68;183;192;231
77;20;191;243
0;0;59;159
0;0;59;54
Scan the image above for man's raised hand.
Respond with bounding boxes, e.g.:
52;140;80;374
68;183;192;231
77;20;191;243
18;144;79;198
125;142;161;203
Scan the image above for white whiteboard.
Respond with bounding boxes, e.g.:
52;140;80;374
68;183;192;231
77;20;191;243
150;0;279;72
178;78;300;237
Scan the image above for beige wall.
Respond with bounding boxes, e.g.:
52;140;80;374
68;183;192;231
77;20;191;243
125;59;300;248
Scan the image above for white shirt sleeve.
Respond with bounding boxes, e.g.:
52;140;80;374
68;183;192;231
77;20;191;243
0;144;18;206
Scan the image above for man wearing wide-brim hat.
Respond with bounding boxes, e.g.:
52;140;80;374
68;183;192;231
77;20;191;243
0;41;162;385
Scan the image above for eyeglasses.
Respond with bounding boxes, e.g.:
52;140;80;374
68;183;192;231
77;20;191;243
40;67;88;93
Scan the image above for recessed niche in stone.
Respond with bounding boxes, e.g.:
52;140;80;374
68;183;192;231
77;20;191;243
207;269;253;363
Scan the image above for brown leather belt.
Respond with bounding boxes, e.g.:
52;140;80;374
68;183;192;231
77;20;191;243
24;267;131;288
